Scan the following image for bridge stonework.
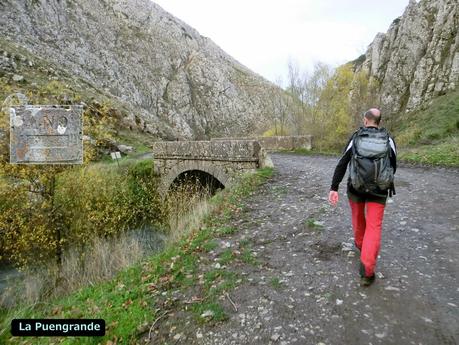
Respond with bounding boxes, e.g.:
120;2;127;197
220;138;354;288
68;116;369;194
211;135;312;152
151;140;267;194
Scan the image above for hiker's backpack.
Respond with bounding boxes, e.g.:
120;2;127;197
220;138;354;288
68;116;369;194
349;127;394;194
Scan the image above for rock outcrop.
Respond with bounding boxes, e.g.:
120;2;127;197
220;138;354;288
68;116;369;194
355;0;459;115
0;0;278;139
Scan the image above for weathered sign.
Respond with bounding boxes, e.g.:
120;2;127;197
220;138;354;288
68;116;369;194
10;105;83;164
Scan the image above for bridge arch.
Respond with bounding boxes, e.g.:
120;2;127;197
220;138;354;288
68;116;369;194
170;170;225;195
159;160;233;195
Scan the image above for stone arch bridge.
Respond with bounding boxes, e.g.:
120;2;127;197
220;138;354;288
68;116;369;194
150;136;312;195
151;140;267;195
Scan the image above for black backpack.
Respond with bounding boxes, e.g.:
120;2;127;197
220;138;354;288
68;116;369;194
349;127;394;195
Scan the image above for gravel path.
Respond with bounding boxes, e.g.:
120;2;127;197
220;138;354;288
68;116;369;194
153;153;459;345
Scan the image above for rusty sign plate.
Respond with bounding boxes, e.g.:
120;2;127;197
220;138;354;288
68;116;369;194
10;105;83;164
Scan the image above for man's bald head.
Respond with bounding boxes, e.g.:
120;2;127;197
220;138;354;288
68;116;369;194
364;108;382;126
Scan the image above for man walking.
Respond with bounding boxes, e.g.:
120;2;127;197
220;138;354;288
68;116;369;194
328;108;396;286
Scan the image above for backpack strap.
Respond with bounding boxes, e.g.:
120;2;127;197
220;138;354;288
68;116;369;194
350;127;362;156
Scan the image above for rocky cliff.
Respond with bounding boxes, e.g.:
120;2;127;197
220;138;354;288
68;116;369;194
355;0;459;115
0;0;277;139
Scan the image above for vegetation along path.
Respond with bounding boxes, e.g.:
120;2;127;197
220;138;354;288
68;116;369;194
150;153;459;345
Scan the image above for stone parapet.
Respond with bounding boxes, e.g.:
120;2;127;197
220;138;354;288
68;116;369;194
211;135;312;152
151;140;261;161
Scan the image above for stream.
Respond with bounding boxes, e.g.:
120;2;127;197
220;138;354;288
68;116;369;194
0;226;167;297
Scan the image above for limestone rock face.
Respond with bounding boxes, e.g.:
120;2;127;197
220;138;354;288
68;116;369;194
0;0;277;139
356;0;459;115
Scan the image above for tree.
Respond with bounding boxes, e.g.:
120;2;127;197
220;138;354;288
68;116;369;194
349;70;381;128
315;64;355;149
265;77;290;136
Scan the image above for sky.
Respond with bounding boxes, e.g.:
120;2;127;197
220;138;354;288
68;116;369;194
153;0;411;84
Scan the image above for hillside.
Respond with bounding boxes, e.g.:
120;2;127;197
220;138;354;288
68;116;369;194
394;89;459;166
0;0;278;140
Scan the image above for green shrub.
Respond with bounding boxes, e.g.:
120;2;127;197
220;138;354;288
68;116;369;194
0;160;164;270
0;180;59;267
126;160;164;226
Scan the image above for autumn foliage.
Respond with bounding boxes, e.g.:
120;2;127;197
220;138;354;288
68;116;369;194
264;62;379;150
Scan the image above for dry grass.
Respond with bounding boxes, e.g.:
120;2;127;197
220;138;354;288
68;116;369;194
0;232;147;309
164;182;216;246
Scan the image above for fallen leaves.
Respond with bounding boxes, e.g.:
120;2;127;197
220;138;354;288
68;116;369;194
121;299;133;309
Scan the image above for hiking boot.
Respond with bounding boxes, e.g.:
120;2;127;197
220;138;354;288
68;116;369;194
360;274;376;287
359;262;375;286
359;262;365;278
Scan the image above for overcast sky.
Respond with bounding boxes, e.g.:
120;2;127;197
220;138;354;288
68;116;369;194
153;0;411;83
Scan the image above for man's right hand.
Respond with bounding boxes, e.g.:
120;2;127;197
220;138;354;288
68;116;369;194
328;190;339;206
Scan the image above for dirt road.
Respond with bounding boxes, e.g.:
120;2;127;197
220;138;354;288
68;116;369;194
156;153;459;345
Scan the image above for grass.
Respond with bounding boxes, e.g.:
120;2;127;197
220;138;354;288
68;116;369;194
392;89;459;167
0;167;274;344
216;226;238;236
394;90;459;146
305;217;324;230
202;239;219;252
218;249;235;265
115;129;155;154
203;270;239;296
397;136;459;167
240;246;259;265
189;301;228;324
270;277;283;289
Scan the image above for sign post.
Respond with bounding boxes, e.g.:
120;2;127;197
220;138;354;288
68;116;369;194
110;151;122;168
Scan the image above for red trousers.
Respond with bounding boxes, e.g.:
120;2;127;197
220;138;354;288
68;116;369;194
349;199;385;277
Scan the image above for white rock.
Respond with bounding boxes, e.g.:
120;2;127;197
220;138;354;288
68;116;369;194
12;74;24;82
385;286;400;291
336;299;343;305
271;333;280;341
117;144;134;154
200;310;214;318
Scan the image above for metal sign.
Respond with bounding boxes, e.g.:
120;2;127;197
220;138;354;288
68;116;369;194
10;105;83;164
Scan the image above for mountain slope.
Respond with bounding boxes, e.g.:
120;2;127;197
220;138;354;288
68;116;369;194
0;0;277;140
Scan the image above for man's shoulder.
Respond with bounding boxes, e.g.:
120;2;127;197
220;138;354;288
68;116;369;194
343;130;359;153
